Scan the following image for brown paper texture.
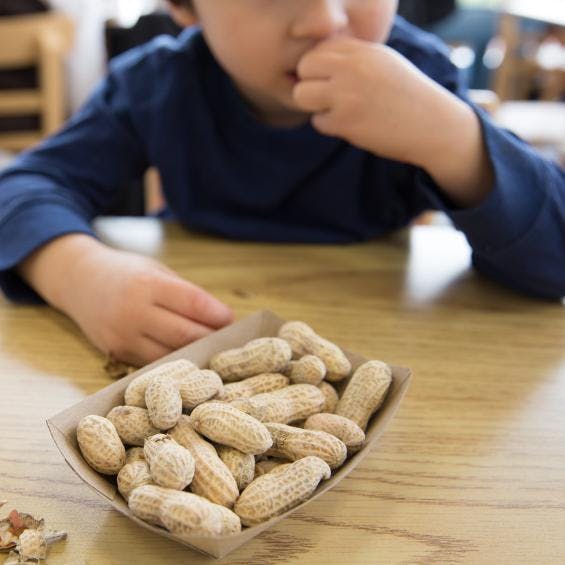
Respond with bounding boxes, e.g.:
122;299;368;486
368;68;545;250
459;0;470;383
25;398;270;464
47;310;411;559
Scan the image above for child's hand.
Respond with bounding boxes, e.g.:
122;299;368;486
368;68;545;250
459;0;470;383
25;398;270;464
293;38;493;207
61;246;234;366
293;37;458;165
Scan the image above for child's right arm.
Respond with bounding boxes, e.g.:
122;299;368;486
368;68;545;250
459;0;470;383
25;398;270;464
0;41;233;366
18;233;233;367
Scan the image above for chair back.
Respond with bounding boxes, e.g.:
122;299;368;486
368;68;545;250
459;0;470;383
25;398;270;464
0;12;73;151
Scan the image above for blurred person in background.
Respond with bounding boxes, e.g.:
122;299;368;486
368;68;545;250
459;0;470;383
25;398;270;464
399;0;499;89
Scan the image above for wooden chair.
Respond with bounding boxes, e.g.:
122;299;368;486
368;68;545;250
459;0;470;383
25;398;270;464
0;12;73;152
494;8;565;102
493;12;538;101
489;9;565;165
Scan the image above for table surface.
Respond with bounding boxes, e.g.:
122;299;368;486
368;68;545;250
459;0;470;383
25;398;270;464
1;218;564;565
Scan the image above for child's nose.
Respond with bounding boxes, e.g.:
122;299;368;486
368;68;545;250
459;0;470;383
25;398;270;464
290;0;349;41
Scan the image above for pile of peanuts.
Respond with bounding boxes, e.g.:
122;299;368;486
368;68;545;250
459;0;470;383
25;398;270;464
76;321;392;539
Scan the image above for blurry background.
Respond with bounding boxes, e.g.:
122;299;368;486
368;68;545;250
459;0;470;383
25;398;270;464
0;0;564;215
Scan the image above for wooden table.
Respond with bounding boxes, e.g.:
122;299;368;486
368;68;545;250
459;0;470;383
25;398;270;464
1;218;564;564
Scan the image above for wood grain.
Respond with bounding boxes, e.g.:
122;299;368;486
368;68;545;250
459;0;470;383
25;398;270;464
1;218;564;564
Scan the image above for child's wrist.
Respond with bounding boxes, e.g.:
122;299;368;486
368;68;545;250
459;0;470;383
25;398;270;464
413;101;494;207
18;234;108;312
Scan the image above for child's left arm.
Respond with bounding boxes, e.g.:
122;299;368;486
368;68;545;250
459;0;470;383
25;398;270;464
294;37;493;208
294;38;565;299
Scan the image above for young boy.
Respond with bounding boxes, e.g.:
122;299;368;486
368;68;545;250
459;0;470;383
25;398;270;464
0;0;564;366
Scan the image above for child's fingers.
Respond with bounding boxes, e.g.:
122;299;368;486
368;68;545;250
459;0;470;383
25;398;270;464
293;80;333;113
297;51;344;80
310;109;339;138
143;306;215;350
153;275;234;329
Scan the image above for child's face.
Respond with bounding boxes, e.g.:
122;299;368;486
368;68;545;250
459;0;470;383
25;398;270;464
181;0;398;127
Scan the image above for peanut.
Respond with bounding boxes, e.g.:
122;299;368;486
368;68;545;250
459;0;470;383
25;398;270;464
143;433;175;463
231;384;324;424
169;416;239;508
129;485;240;536
234;456;331;526
274;384;326;415
254;459;292;477
216;445;255;491
117;459;153;501
77;415;126;475
317;381;339;413
106;405;159;446
265;423;347;469
285;355;326;385
278;321;351;382
190;402;272;455
125;359;198;407
335;360;392;431
128;484;174;527
149;443;195;491
210;337;292;382
304;413;365;453
125;447;146;464
144;434;195;490
160;491;241;538
175;369;223;409
145;375;182;430
215;373;289;403
214;504;244;535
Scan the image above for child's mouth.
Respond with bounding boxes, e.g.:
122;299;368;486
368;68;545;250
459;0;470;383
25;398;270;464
286;71;299;84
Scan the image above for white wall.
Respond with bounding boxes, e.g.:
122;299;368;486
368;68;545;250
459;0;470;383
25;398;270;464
48;0;162;112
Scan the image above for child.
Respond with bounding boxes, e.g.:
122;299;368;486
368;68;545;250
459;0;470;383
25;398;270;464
0;0;563;366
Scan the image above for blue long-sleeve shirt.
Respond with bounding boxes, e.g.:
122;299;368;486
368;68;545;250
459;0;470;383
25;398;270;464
1;17;564;302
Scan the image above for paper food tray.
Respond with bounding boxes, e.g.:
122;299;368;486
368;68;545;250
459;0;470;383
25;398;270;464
47;310;411;559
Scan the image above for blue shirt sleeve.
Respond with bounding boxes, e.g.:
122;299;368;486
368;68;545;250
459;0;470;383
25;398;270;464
0;56;148;303
393;20;565;300
417;107;565;300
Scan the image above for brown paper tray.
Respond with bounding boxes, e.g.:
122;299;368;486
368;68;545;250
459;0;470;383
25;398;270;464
47;310;411;559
